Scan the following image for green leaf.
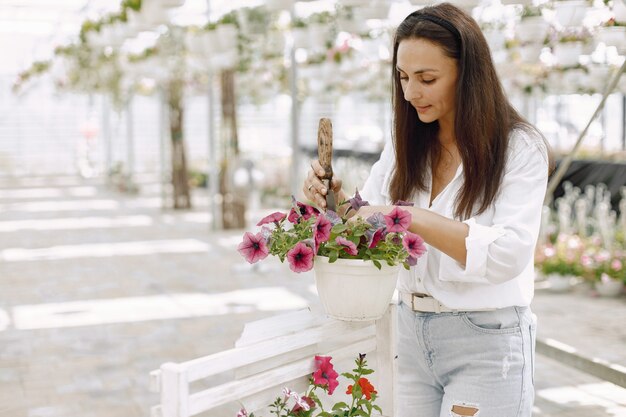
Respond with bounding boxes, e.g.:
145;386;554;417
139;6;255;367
360;369;374;375
332;224;348;234
332;402;349;410
341;372;355;379
329;250;339;263
372;259;382;270
372;405;383;413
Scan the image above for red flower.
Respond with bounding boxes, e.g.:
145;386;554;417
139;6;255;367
256;211;286;226
402;231;426;258
287;242;314;272
346;377;377;400
384;207;412;233
336;236;358;256
237;232;269;263
312;355;339;394
313;214;332;249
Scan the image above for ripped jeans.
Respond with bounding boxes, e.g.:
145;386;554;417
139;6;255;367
396;301;536;417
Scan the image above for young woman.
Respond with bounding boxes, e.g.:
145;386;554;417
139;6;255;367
303;3;552;417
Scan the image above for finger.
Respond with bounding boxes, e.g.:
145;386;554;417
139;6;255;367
330;178;342;192
310;160;326;178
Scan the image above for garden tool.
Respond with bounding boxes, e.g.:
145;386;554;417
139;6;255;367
317;118;336;212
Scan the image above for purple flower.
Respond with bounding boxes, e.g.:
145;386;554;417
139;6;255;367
384;207;412;233
406;255;418;266
256;211;286;226
324;210;343;226
348;189;370;213
287;242;314;272
237;409;248;417
336;236;358;256
237;232;269;263
403;231;426;258
366;212;386;229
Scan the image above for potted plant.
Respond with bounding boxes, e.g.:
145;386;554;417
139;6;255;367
536;233;585;292
238;192;426;321
581;247;626;297
237;353;383;417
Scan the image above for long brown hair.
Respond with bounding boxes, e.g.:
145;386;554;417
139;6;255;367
390;3;551;219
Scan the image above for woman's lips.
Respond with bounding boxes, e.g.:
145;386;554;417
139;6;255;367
415;105;431;113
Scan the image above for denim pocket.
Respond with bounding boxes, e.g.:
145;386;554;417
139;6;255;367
461;309;522;335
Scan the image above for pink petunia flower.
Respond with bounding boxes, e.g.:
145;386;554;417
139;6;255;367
288;196;320;224
313;215;332;247
336;236;358;255
287;242;314;272
384;207;412;233
368;228;385;249
611;259;622;270
256;211;286;226
403;231;426;258
312;355;339;395
237;232;269;264
237;408;248;417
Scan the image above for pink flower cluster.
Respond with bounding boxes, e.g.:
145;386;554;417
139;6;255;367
238;195;426;273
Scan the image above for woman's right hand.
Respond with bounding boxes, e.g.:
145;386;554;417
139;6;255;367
303;160;344;210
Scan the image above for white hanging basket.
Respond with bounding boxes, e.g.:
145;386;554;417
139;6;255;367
518;44;543;63
553;1;588;27
553;41;583;67
596;26;626;52
516;17;550;44
546;273;575;292
313;256;400;322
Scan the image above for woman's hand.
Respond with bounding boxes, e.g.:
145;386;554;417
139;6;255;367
303;160;345;210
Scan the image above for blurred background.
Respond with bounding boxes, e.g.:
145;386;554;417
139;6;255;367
1;0;626;416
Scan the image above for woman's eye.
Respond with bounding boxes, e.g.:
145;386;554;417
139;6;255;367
399;77;408;81
422;79;435;84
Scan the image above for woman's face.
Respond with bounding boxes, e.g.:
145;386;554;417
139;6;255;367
396;37;458;127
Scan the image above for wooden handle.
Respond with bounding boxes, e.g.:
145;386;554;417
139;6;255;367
317;118;333;180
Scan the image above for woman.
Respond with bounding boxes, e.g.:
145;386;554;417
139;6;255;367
303;3;552;417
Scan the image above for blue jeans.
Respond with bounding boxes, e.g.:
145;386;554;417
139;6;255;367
396;301;536;417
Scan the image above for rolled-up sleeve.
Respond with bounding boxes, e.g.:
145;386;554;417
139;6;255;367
359;140;395;205
439;133;549;285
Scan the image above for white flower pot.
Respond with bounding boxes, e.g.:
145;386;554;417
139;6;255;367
553;42;583;67
516;17;550;44
292;28;309;49
217;24;238;52
519;44;543;63
546;273;574;292
596;26;626;52
554;1;588;27
313;256;400;321
595;278;624;297
266;0;293;12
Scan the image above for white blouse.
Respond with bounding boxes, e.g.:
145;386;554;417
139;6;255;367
359;129;549;309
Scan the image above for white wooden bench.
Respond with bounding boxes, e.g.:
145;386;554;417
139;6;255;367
149;305;397;417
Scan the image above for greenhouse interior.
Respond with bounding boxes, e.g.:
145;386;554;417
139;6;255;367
1;0;626;416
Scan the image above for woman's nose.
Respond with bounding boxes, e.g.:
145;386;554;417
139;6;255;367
403;80;422;101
